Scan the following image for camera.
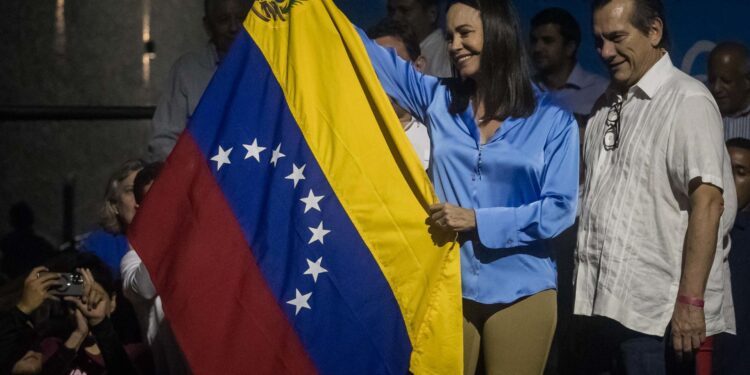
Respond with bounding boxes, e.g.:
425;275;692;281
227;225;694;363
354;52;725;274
41;272;84;297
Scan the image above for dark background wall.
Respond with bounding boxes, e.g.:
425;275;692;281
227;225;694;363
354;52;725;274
1;0;748;246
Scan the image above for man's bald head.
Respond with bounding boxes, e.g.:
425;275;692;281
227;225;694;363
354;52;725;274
708;42;750;116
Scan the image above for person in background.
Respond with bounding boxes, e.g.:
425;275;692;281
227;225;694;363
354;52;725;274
708;42;750;140
0;202;57;281
121;162;190;375
574;0;736;374
713;138;750;375
368;18;431;169
147;0;253;161
387;0;452;77
77;159;144;280
530;7;608;123
0;266;59;374
40;252;150;374
361;0;579;372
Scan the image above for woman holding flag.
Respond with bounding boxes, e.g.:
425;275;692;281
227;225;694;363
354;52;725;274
360;0;579;373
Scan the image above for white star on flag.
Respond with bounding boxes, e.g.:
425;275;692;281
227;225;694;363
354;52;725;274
270;143;286;167
242;138;266;162
308;221;331;244
285;163;306;188
304;257;328;282
287;289;312;315
210;146;233;171
300;189;324;213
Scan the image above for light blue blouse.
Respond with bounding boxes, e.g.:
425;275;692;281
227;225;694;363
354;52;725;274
359;29;579;304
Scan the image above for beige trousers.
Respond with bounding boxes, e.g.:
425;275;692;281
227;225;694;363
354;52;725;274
463;289;557;375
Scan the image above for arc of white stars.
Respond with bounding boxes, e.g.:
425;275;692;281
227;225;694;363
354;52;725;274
242;138;266;162
300;189;324;213
304;257;328;282
285;163;306;188
270;144;286;167
210;146;233;171
308;221;331;244
287;289;312;315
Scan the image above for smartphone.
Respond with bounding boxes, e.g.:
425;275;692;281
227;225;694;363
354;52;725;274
41;272;84;297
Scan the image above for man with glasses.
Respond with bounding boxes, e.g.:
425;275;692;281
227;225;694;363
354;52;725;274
573;0;737;373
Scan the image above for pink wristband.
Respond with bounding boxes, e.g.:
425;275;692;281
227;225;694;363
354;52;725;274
677;295;704;308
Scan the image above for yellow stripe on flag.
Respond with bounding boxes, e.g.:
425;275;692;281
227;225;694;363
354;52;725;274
245;0;462;373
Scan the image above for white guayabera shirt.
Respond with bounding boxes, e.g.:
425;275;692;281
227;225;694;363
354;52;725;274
575;54;737;337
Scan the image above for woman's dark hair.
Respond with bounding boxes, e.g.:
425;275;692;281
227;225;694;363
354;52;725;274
447;0;536;120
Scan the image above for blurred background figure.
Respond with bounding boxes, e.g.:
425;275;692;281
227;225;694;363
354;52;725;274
77;159;145;280
387;0;452;77
714;138;750;375
530;7;608;122
368;18;431;169
708;42;750;140
1;261;142;375
40;252;150;374
122;161;190;375
0;202;57;282
147;0;253;161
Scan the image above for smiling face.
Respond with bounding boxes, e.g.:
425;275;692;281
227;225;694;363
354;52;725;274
592;0;663;89
446;3;483;80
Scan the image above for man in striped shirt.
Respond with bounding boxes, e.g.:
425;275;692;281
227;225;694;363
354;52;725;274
708;42;750;140
574;0;737;373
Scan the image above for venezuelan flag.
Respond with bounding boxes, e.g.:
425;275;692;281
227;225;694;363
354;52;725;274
128;0;462;373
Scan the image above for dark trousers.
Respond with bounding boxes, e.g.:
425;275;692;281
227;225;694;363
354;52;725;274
564;315;696;375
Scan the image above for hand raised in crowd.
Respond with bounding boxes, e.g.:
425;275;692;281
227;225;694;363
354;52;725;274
64;268;111;327
429;203;477;232
670;299;706;361
16;266;61;315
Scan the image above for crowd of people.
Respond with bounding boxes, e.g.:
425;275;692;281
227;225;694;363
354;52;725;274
1;0;749;374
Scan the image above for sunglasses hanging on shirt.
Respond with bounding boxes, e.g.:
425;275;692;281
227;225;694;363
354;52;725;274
603;95;623;151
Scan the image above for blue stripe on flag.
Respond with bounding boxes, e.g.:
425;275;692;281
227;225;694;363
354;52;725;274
186;29;412;374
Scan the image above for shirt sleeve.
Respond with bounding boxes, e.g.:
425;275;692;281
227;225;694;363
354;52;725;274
667;95;727;193
120;247;157;300
356;27;440;125
474;110;579;248
147;62;188;162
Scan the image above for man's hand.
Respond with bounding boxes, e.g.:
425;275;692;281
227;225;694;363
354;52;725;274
16;266;60;315
670;301;706;361
428;203;476;232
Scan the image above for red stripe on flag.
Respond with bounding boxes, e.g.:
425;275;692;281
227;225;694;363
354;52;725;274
129;134;318;374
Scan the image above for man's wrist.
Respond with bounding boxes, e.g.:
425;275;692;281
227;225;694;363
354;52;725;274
677;295;705;308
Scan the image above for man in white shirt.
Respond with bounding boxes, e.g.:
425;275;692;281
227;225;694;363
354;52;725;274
574;0;736;373
368;18;431;169
147;0;252;161
530;7;608;121
707;42;750;140
121;162;192;374
387;0;451;77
